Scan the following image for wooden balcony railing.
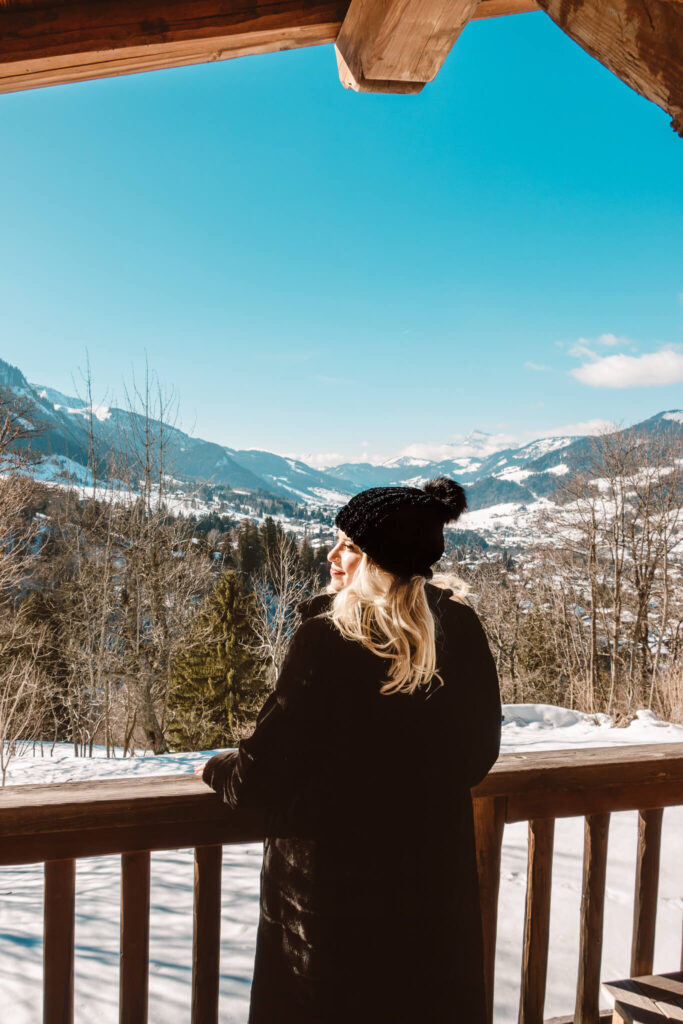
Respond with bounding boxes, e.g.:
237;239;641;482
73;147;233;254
1;742;682;1024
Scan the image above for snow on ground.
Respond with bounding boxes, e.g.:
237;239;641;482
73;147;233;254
460;498;562;548
496;467;533;485
1;708;682;1023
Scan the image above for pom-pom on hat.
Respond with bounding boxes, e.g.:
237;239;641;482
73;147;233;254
335;477;467;580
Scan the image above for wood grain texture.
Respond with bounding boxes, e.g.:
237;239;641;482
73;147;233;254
534;0;683;135
0;814;267;866
472;0;538;16
335;0;481;91
0;774;259;836
575;813;611;1024
1;744;682;864
545;1014;612;1024
191;846;223;1024
519;818;555;1024
603;972;683;1024
336;0;541;91
505;778;683;823
630;808;664;978
120;851;150;1024
475;743;683;798
0;0;538;94
473;795;506;1024
43;859;75;1024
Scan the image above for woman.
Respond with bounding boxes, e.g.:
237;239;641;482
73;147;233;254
197;477;502;1024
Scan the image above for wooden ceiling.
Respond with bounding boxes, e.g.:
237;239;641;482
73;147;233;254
0;0;681;135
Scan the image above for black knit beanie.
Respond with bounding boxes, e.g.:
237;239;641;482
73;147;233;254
334;477;467;581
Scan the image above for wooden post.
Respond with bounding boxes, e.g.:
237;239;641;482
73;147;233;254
191;845;223;1024
519;818;555;1024
630;808;663;977
44;859;76;1024
575;814;610;1024
474;796;506;1024
120;850;151;1024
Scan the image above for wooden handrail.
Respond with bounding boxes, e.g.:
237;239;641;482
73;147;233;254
1;742;682;1024
2;744;682;856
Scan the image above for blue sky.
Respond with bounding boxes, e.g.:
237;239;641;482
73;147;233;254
1;12;681;466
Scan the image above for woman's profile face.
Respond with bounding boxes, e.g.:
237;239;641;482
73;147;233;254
327;531;363;591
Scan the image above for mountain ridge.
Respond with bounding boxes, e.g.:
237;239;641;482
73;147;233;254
0;357;680;515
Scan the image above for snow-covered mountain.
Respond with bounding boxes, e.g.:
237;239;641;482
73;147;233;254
1;358;681;530
0;359;355;503
330;412;682;515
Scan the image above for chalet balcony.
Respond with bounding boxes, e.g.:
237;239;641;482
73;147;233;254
1;743;682;1024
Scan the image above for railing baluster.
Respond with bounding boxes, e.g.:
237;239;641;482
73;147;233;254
519;818;555;1024
120;850;151;1024
630;807;663;977
44;858;76;1024
474;795;506;1024
574;813;610;1024
191;844;223;1024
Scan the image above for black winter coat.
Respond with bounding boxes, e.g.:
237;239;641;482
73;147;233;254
203;583;502;1024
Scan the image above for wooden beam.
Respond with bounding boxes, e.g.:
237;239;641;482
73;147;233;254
0;0;348;95
473;0;538;18
335;0;482;93
0;0;538;95
533;0;683;136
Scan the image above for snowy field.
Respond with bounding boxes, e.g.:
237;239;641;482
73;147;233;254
1;705;682;1023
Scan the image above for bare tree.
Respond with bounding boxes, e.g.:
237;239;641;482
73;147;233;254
27;365;216;757
0;619;48;785
250;530;314;682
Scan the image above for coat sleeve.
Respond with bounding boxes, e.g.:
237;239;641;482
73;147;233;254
202;619;324;811
459;603;502;788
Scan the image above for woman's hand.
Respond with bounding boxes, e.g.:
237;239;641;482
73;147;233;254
193;763;207;778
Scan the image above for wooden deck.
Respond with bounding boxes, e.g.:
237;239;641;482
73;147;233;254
1;742;682;1024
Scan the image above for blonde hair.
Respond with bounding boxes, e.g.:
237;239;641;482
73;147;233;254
326;555;470;696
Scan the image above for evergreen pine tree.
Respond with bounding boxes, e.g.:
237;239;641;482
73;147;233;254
236;519;264;577
168;571;266;751
260;516;279;563
299;536;316;578
314;545;330;586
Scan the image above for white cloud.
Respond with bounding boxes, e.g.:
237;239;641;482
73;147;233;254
396;421;621;464
284;451;346;469
568;341;597;361
524;361;552;372
595;333;625;347
399;443;465;461
285;450;389;469
290;418;625;469
570;345;683;388
535;418;618;438
400;431;519;462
